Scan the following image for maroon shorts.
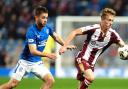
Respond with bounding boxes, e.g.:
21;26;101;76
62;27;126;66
75;57;94;81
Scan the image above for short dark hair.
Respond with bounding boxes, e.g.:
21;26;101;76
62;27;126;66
34;6;48;16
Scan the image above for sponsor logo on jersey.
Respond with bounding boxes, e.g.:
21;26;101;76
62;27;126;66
90;41;108;49
38;40;46;47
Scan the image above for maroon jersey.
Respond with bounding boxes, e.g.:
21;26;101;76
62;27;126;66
76;24;122;65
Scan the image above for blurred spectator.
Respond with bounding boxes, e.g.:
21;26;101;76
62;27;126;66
86;0;101;16
47;0;58;17
0;48;6;67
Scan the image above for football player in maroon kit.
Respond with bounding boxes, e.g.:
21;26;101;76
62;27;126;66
59;8;126;89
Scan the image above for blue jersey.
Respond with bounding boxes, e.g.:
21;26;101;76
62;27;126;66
20;24;54;62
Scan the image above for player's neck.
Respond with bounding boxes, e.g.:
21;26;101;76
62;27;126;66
101;28;107;33
37;26;43;30
36;24;44;30
100;24;107;37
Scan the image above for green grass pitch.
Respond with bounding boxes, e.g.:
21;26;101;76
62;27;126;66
0;77;128;89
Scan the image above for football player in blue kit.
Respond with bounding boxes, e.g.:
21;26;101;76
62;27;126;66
0;6;75;89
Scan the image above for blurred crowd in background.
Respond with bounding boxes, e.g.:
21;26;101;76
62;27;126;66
0;0;128;68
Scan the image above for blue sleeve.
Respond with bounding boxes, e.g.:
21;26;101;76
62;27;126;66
49;27;55;36
26;28;36;44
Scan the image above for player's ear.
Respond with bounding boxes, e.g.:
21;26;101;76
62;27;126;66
34;16;38;21
101;16;104;20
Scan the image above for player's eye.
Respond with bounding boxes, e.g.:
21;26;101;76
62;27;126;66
42;16;48;19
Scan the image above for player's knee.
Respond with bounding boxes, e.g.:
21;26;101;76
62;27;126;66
46;77;55;86
86;75;94;82
8;79;19;88
48;78;55;85
11;82;18;88
80;76;94;88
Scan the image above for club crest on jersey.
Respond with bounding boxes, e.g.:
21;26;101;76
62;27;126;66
28;39;34;42
46;29;49;34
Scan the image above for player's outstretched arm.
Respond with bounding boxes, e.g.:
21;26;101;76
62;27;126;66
51;32;76;50
59;28;83;54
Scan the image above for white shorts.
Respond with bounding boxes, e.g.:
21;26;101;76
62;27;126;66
11;60;51;81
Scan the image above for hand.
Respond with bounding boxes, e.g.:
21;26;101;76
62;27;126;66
77;58;85;76
59;46;67;55
67;45;77;50
47;53;57;60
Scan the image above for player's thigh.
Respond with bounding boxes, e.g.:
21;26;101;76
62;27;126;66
11;60;27;81
84;69;94;81
32;63;53;80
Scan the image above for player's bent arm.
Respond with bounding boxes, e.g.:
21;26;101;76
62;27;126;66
51;32;65;46
28;44;49;57
63;28;83;47
59;28;82;54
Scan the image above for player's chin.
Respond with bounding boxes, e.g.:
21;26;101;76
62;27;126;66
43;23;46;26
41;24;45;27
106;26;110;29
